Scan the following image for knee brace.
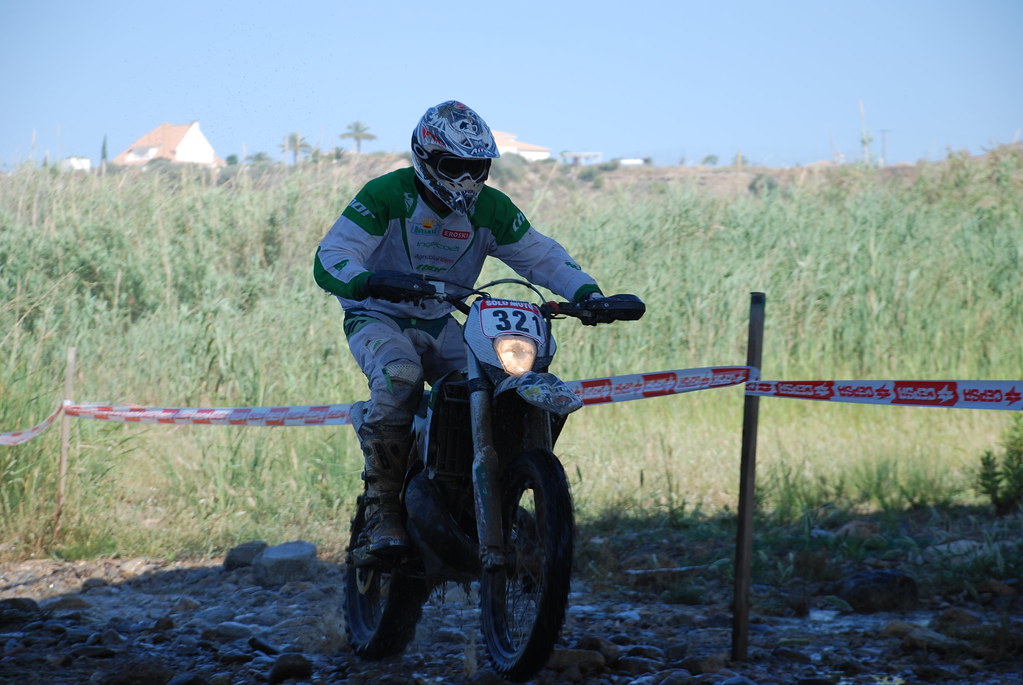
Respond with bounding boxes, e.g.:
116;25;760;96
365;360;424;427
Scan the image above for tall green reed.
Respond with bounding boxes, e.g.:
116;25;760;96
1;149;1020;559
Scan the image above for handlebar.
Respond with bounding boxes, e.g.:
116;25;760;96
392;277;645;324
541;294;646;325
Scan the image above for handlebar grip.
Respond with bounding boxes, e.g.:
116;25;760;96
543;295;645;324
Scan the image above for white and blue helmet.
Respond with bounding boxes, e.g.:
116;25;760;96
411;101;500;215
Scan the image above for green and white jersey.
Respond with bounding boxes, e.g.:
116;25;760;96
314;168;600;318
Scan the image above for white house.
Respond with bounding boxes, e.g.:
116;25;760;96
492;131;551;161
113;121;225;167
60;156;92;172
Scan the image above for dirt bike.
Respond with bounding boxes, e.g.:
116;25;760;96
343;277;644;681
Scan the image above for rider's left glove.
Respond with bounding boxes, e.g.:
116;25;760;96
365;271;437;303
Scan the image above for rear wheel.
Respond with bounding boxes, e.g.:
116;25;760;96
343;501;431;658
480;448;574;681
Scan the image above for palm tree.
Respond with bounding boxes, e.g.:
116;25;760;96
280;132;311;165
340;121;377;154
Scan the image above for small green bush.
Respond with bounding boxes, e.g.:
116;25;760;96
976;415;1023;515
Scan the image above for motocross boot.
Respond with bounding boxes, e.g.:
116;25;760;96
358;424;413;556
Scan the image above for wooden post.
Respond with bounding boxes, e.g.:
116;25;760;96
54;346;76;540
732;293;765;661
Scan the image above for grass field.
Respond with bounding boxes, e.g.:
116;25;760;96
1;148;1021;561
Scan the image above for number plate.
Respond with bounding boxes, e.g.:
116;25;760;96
477;300;546;344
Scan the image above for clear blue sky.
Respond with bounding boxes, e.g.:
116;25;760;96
2;0;1020;170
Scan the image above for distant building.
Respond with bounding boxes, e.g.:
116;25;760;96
113;121;225;168
561;151;602;166
60;156;92;172
492;131;551;161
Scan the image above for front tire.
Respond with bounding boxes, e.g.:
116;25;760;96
343;501;431;659
480;448;574;681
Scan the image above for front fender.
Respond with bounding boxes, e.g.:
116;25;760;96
494;371;583;417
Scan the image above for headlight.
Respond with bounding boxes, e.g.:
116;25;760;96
494;335;536;376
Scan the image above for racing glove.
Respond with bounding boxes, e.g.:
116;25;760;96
365;271;437;303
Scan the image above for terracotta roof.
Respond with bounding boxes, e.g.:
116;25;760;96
113;122;194;165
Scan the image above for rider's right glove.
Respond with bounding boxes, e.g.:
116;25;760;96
365;271;437;303
580;293;646;325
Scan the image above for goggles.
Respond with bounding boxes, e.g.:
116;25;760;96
436;154;490;182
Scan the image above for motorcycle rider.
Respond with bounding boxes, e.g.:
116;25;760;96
314;100;603;556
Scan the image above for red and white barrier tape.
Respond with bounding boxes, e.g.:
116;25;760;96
745;380;1023;411
66;403;354;426
2;366;754;443
565;366;755;405
0;401;68;446
8;369;1018;446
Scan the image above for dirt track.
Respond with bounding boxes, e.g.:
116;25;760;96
2;550;1020;685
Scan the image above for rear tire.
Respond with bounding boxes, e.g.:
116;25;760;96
343;501;431;659
479;448;574;681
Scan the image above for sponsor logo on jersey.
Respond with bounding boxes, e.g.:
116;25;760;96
411;220;436;235
419;254;455;265
417;240;459;252
348;199;375;219
442;228;471;240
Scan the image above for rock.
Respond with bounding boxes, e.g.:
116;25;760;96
267;652;313;684
880;619;919;638
97;656;175;684
193;606;235;624
914;664;961;681
680;653;725;675
836;520;879;539
224;541;268;570
82;577;109;590
657;671;695;685
573;634;623;662
929;607;982;629
901;626;966;652
69;644;118;659
215;621;253;639
721;676;759;685
0;597;41;616
166;674;208;685
172;597;202;613
119;558;158;578
614;655;662;675
837;569;918;612
627;643;665;659
248;635;281;655
664;642;689;662
771;645;812;663
545;647;606;672
981;578;1017;597
40;595;92;611
252;541;317;586
434;626;467;643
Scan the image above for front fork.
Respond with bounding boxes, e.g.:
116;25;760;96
467;356;506;571
467;357;556;571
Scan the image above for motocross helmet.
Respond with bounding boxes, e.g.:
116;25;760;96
411;101;499;215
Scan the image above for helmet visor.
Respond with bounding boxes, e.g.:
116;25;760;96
436;154;490;182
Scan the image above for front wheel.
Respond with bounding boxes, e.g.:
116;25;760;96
480;448;574;681
343;501;431;659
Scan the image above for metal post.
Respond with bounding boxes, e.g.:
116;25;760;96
732;293;765;661
54;346;76;540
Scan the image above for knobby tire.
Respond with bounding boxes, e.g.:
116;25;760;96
480;448;574;681
342;502;430;659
